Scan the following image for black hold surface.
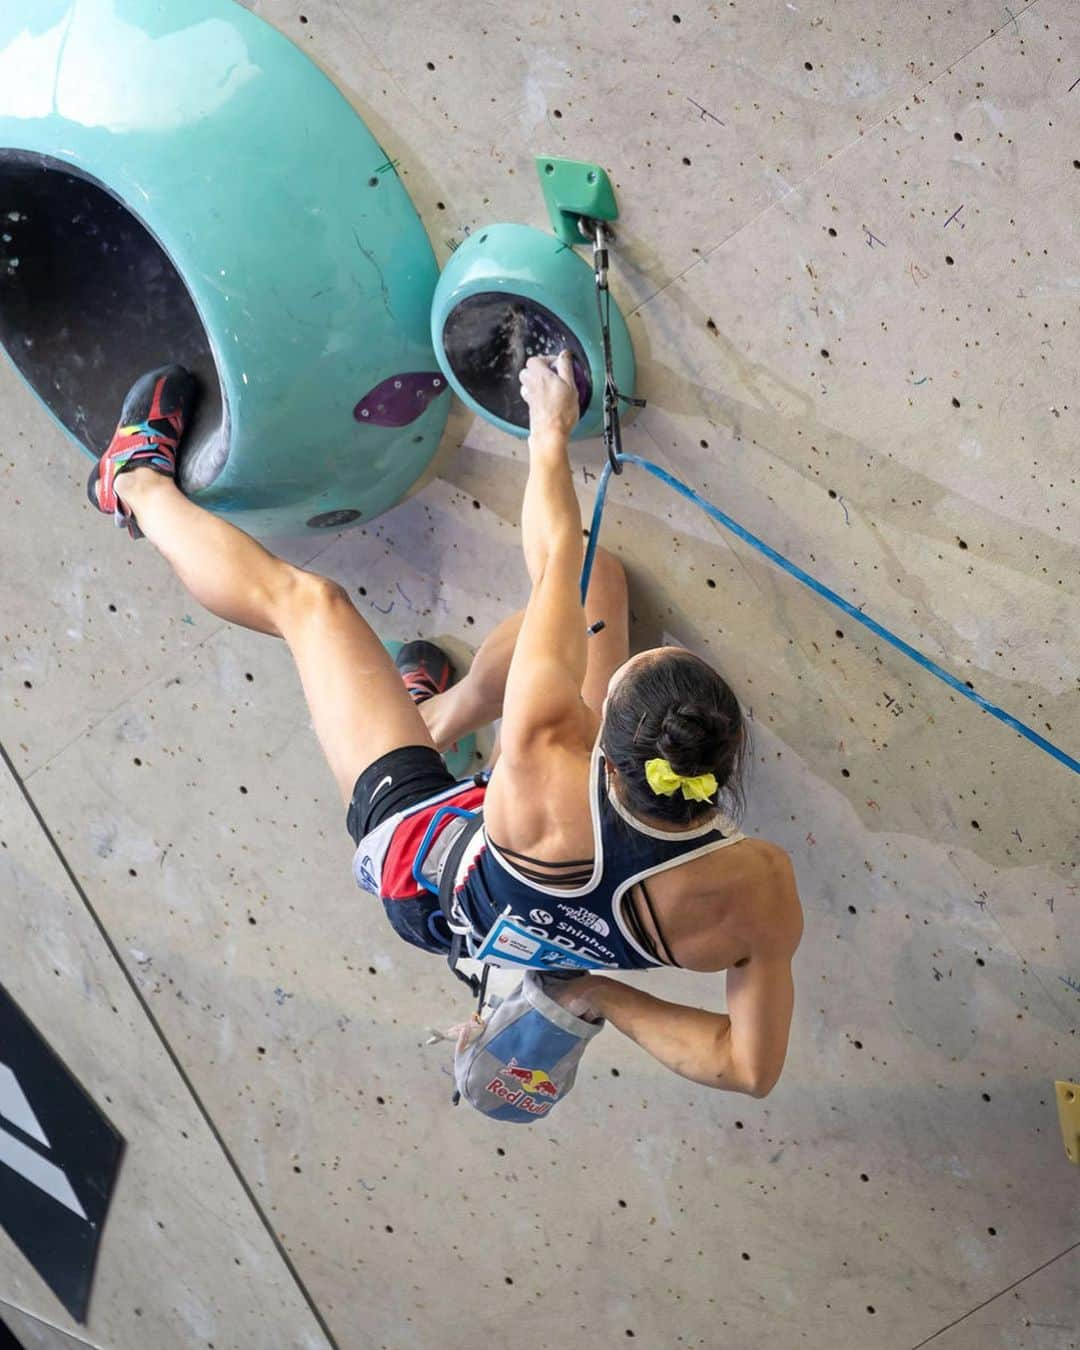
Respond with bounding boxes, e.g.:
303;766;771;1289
0;984;124;1324
0;151;226;490
440;290;593;429
0;1315;25;1350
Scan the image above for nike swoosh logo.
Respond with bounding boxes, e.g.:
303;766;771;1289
370;775;393;801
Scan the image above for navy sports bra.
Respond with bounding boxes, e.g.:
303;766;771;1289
447;741;747;972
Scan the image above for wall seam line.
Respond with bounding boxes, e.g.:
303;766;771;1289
0;737;339;1350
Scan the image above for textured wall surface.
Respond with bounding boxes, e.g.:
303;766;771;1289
1;1;1078;1348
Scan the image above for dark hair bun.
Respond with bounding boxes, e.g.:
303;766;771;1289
656;702;726;776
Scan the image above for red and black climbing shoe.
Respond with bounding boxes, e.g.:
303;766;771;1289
86;365;198;540
396;640;453;706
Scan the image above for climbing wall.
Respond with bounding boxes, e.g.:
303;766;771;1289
1;1;1077;1348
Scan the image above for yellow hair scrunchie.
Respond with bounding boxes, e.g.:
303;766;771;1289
644;757;719;803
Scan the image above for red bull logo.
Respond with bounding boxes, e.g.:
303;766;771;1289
504;1064;560;1097
485;1059;560;1115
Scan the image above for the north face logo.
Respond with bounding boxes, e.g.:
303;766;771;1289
562;906;610;937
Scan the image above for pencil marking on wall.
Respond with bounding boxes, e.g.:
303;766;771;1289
944;205;965;230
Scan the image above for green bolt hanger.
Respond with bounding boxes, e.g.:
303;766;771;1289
535;155;618;245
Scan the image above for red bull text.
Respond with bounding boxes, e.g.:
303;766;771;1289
486;1061;561;1115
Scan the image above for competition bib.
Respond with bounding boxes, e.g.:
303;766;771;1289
474;911;609;972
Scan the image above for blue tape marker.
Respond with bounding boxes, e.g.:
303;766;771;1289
580;454;1079;777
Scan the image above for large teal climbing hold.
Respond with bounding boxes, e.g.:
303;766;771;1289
0;0;449;538
381;641;479;781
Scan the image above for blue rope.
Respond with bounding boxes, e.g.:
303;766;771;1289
580;453;1080;778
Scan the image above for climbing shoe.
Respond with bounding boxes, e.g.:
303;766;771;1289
396;639;453;706
86;364;198;540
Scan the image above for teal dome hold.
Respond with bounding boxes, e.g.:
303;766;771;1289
431;223;636;440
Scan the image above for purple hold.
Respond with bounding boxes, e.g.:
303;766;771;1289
354;372;448;427
569;354;591;415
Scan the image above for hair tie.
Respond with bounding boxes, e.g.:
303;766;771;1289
644;758;718;803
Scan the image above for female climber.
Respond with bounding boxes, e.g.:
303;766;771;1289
86;353;802;1097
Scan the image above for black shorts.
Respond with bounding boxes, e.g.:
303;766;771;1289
346;744;458;846
346;746;487;956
